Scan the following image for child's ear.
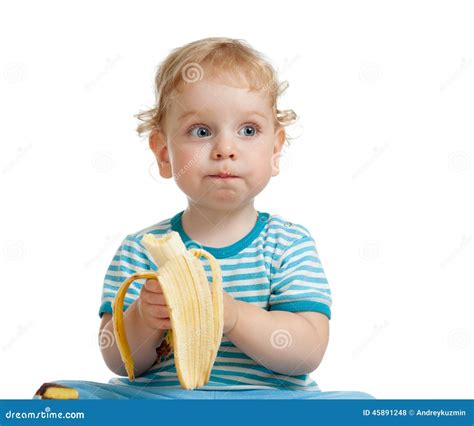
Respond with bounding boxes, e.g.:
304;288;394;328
271;126;286;177
149;129;173;179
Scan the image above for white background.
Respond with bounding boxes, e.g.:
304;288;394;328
1;0;472;399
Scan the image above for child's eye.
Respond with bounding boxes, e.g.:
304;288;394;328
188;125;211;138
239;124;261;137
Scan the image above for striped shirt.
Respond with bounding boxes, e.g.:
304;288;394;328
99;210;332;391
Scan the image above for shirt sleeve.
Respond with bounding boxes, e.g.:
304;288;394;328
98;234;155;319
269;235;332;320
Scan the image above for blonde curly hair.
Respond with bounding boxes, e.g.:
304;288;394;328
135;37;298;145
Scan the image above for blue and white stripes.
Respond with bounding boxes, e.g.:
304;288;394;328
99;210;332;391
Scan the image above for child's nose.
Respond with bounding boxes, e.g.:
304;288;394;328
211;133;237;159
214;150;236;159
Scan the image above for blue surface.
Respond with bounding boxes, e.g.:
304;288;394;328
34;380;376;400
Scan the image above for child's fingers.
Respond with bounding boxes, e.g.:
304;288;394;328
144;278;163;294
146;303;170;319
138;301;171;330
153;318;171;330
140;285;166;305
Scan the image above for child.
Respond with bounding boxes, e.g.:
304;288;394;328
36;37;374;399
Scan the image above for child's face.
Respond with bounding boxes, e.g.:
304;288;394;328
150;76;286;211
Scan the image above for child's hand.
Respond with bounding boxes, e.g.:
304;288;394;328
137;278;171;331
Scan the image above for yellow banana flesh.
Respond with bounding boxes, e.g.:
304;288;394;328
35;383;79;399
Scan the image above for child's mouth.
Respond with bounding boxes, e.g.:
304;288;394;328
208;174;239;179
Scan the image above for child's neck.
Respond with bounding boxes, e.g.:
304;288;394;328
181;204;259;248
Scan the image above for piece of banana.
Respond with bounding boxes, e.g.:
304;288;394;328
111;231;224;390
35;382;79;399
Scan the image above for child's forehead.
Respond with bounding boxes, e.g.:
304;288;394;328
170;78;271;115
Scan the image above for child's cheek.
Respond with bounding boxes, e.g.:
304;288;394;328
171;150;207;186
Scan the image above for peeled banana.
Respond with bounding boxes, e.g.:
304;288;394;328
112;231;224;390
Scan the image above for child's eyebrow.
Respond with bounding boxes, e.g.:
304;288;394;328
177;110;268;122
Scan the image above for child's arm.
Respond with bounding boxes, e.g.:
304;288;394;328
223;292;329;376
99;300;166;377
